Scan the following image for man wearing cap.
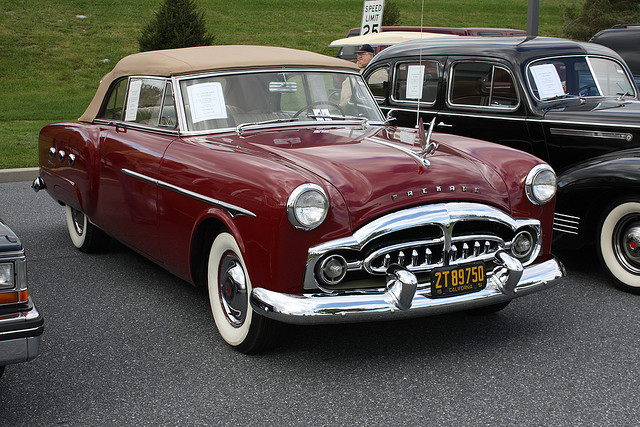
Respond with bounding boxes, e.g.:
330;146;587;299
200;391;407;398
340;44;376;105
355;44;375;70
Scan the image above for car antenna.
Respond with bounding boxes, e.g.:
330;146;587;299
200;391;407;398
414;0;437;159
414;0;425;129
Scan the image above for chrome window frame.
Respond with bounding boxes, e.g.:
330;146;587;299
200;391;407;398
446;60;521;112
94;75;180;136
525;54;637;102
171;68;386;136
389;59;441;107
364;63;390;100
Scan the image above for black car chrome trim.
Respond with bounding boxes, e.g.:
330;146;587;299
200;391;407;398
553;212;580;235
434;110;640;130
446;60;521;112
550;128;633;141
389;59;441;107
121;169;256;218
525;54;637;101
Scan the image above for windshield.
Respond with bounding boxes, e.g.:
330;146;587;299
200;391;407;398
526;56;635;100
178;70;384;132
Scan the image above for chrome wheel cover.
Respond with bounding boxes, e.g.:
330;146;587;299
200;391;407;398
613;217;640;274
71;208;85;236
218;251;248;327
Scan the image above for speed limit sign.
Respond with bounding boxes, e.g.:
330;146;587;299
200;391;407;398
360;0;385;35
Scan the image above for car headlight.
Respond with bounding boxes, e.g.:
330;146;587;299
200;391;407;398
287;184;329;230
525;164;556;205
0;263;14;290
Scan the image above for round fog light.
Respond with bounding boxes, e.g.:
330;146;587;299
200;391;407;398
317;255;348;285
512;231;534;259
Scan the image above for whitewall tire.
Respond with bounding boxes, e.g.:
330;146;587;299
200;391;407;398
207;232;280;353
65;205;109;253
598;200;640;293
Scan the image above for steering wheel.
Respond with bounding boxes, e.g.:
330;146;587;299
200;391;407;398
578;83;598;96
293;101;346;118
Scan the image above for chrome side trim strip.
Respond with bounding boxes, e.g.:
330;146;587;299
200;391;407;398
550;128;633;141
380;107;640;130
251;256;564;325
121;169;256;218
553;212;580;235
93;119;180;136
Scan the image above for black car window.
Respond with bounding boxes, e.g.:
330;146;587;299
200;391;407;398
527;56;635;100
365;65;389;98
391;61;439;105
449;62;518;109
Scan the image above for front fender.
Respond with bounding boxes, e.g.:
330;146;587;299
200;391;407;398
555;150;640;245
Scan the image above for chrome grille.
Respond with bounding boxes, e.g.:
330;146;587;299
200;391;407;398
364;235;504;274
304;203;542;291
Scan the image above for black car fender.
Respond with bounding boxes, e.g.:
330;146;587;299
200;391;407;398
554;149;640;246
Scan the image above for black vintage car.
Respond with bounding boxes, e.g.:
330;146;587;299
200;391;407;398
363;36;640;292
0;218;43;378
590;24;640;87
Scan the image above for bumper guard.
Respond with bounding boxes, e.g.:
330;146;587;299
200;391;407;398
250;253;564;325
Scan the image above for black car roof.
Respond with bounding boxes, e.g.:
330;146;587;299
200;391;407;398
370;36;622;67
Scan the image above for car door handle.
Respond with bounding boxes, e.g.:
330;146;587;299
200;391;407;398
437;121;453;128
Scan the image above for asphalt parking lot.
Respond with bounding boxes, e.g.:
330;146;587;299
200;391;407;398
1;179;639;425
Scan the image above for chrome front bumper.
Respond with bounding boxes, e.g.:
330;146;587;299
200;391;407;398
250;254;564;325
0;301;44;366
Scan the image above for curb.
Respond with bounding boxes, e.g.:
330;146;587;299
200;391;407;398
0;167;39;184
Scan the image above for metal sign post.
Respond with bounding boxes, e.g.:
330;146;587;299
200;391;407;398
527;0;539;37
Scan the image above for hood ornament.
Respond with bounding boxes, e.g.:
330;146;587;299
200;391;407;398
417;117;438;157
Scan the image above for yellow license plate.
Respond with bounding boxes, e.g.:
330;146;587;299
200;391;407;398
431;262;486;298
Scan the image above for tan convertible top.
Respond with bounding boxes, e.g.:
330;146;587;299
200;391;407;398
79;45;359;122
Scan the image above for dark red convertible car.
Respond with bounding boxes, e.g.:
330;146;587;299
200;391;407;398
34;45;564;352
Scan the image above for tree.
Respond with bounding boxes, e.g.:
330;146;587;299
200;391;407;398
563;0;640;41
382;1;401;26
138;0;214;52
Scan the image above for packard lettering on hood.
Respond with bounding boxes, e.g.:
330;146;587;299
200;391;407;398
392;185;481;201
34;45;563;353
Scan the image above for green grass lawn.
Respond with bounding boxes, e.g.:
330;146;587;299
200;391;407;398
0;0;565;168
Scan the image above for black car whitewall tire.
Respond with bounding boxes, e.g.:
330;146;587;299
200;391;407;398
65;206;109;253
598;199;640;293
207;232;280;353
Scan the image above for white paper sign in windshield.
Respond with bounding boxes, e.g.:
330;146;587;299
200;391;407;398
312;108;331;120
405;65;425;100
530;64;565;100
125;79;143;121
187;82;227;123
